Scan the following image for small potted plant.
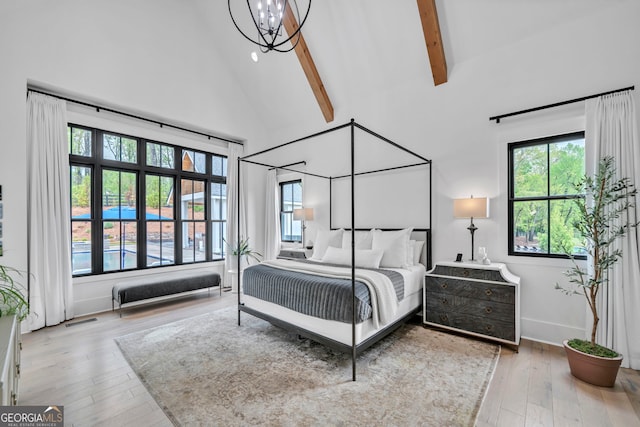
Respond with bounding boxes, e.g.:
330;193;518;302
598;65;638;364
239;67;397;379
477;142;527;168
0;264;29;321
556;156;636;387
224;237;262;293
224;237;263;268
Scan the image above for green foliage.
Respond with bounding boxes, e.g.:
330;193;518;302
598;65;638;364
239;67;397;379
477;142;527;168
513;141;585;254
145;175;174;210
0;265;29;321
557;156;638;350
567;338;620;358
146;192;160;209
102;170;136;206
224;237;262;265
71;167;91;208
69;127;91;156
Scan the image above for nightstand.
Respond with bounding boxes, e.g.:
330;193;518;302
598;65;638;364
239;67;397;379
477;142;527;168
424;261;521;349
277;248;312;260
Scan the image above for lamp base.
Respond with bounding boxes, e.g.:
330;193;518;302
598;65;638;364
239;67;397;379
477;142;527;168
468;218;478;263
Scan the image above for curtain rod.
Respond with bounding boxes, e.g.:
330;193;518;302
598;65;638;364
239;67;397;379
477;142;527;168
489;85;635;123
27;88;244;146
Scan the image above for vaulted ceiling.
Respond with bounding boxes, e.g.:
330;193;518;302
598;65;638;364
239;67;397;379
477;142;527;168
192;0;621;137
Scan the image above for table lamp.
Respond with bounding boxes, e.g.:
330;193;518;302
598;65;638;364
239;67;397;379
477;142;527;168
453;196;489;261
293;207;314;247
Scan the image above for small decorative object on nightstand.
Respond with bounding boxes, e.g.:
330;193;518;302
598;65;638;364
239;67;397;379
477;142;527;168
424;261;520;349
478;247;491;265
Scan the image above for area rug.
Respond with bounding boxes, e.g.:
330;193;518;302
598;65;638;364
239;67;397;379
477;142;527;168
115;307;499;426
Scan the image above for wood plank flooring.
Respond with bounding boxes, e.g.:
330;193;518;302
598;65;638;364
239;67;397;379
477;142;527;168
18;291;640;426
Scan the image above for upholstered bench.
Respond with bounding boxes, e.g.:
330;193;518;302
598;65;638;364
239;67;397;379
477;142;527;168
112;269;221;316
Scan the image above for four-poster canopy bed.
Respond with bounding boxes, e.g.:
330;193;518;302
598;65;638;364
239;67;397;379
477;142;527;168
235;119;432;381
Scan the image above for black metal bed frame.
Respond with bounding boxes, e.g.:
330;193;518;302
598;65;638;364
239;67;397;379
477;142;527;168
236;119;432;381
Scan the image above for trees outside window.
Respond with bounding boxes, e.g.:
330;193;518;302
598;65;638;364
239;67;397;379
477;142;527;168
509;132;586;258
280;180;302;242
69;124;227;276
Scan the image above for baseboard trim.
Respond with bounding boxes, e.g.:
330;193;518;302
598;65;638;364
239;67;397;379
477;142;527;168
521;316;585;346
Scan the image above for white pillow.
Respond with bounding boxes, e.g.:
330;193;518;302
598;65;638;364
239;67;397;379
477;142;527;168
372;228;413;268
411;240;425;265
310;229;344;260
406;240;415;267
341;229;374;250
321;246;384;269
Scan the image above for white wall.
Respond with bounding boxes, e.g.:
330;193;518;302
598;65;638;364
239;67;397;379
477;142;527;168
2;1;639;346
245;2;640;345
0;0;267;316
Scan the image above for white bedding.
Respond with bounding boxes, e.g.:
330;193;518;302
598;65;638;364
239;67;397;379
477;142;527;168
260;258;401;328
241;263;425;346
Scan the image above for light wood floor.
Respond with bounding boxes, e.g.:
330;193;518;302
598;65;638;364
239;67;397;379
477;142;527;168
18;291;640;427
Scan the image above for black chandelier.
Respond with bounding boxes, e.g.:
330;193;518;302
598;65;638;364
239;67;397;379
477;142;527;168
228;0;312;53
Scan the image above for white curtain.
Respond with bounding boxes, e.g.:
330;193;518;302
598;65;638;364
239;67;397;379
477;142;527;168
225;143;246;286
26;93;74;330
264;169;281;260
585;90;640;369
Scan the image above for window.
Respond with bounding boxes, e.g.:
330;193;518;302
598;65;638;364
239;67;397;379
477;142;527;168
280;180;302;242
102;169;138;271
180;178;207;263
69;123;227;276
210;155;227;259
508;132;585;258
145;174;175;266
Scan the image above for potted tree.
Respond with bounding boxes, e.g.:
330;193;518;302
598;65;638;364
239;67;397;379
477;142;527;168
0;264;29;321
557;156;636;387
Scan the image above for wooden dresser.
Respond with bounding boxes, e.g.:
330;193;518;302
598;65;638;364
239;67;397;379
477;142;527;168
424;261;520;348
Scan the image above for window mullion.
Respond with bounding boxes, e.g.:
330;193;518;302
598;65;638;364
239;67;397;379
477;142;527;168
70;124;226;276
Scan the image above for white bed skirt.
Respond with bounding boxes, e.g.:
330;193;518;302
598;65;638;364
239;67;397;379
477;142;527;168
240;287;423;347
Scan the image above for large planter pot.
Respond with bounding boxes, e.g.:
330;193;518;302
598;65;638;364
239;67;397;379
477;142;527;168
563;340;623;387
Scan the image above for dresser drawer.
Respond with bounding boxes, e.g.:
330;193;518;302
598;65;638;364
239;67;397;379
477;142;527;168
431;265;507;282
424;262;520;347
426;291;515;322
425;276;515;304
426;310;516;342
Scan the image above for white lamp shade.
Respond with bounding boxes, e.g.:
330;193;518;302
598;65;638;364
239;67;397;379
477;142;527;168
453;197;489;219
293;207;314;221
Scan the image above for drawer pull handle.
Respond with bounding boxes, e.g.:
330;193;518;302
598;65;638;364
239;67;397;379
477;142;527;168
463;270;470;277
439;314;448;322
485;289;493;296
441;282;448;289
485;307;492;314
485;325;494;331
441;298;448;305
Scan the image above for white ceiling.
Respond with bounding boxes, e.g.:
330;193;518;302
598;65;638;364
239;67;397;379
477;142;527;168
191;0;624;137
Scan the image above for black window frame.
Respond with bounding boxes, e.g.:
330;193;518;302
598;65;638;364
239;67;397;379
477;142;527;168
508;131;586;260
209;156;227;260
69;123;227;277
279;179;302;243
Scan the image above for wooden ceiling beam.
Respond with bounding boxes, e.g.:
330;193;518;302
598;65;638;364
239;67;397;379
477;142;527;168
282;2;334;122
416;0;447;86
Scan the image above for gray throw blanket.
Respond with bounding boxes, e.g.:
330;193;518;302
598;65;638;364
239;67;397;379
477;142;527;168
243;259;404;327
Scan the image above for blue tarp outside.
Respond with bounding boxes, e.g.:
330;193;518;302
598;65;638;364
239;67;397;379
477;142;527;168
73;206;171;220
